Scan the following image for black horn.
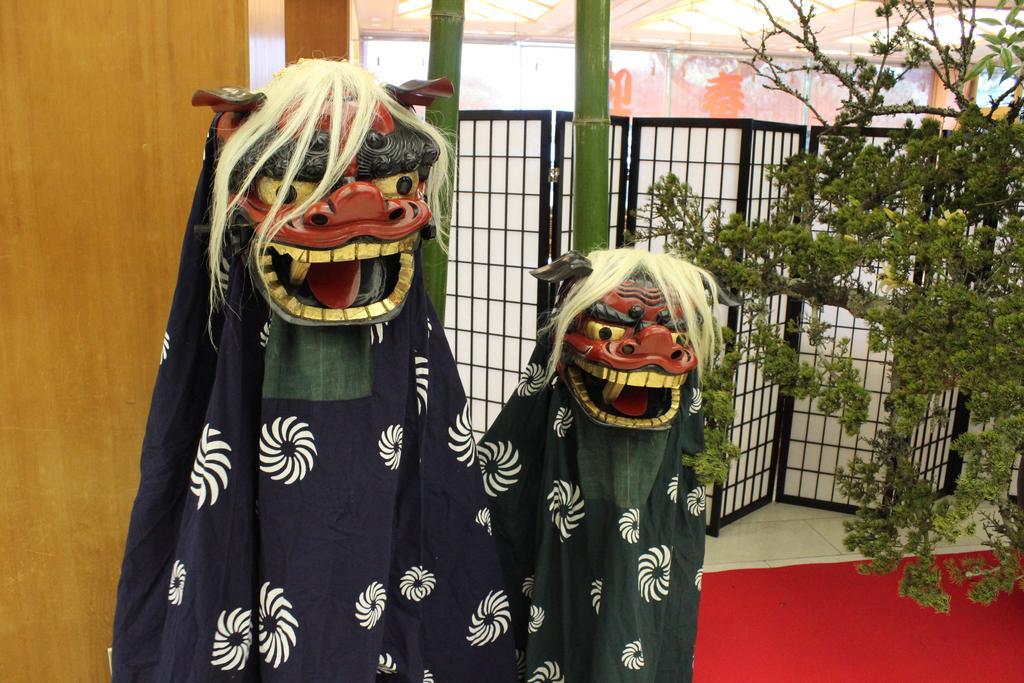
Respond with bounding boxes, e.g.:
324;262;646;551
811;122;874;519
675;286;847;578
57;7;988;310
531;251;594;283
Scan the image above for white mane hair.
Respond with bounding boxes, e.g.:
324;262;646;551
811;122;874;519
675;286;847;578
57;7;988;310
544;248;721;380
207;59;452;308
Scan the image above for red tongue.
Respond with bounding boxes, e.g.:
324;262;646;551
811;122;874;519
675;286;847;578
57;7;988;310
306;260;362;309
612;386;649;417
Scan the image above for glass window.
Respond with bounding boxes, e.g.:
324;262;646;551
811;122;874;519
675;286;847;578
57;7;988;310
362;39;430;85
461;43;524;109
976;68;1010;108
520;45;576;111
811;65;934;127
609;49;669;117
361;39;933;129
668;53;806;123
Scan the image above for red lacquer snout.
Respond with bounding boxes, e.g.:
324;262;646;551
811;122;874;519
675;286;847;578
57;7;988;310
631;325;675;357
241;181;431;249
566;323;698;374
610;324;697;373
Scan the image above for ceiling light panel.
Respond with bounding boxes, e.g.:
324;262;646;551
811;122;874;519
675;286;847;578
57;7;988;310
638;0;860;36
399;0;559;22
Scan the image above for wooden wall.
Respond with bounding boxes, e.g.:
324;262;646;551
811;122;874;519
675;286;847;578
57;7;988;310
285;0;351;62
0;1;280;679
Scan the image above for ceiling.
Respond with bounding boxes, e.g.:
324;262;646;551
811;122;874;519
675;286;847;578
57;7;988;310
355;0;1008;57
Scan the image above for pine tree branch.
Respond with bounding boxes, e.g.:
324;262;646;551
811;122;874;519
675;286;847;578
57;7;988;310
762;273;891;318
745;0;1002;126
899;0;977;110
744;0;868;121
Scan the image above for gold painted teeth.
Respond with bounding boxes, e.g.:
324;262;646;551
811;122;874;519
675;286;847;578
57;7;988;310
289;261;311;285
602;378;626;404
574;356;686;389
270;234;418;264
566;366;680;429
257;250;416;323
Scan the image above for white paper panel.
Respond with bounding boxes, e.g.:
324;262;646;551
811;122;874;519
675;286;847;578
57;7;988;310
445;115;548;438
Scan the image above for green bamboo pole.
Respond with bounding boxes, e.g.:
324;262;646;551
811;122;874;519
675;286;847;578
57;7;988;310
573;0;611;252
423;0;465;319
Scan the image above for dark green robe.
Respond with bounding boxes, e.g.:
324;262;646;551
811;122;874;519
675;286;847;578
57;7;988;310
481;340;707;683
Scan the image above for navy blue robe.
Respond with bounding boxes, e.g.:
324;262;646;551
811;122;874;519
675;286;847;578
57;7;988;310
113;123;517;682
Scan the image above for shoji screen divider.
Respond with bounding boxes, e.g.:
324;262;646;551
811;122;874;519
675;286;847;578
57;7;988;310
444;111;553;439
443;112;990;532
624;118;805;535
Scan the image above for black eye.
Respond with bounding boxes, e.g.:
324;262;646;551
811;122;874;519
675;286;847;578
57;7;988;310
584;320;626;341
629;304;644;319
396;175;414;195
656;310;671;325
281;185;298;203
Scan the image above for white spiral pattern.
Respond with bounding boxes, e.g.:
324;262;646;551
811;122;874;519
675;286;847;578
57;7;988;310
399;566;436;602
414;355;429;415
547;480;585;542
528;604;545;634
259;416;317;484
355;581;387;629
475;507;493;535
377;424;403;471
377;652;397;674
618;508;640;544
522;575;534;598
259;320;270;348
258;582;298;669
528;661;564;683
622;640;645;670
552;405;573;437
695;567;704;592
689;386;704;414
190;424;232;508
686;486;706;516
668;475;679;503
168;560;186;605
423;670;435;683
466;590;511;647
477;441;522;497
448;404;477;467
591;579;603;614
516;363;546;396
638;545;672;602
160;331;170;365
370;321;387;344
211;607;252;671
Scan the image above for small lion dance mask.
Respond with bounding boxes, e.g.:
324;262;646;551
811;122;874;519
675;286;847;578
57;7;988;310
535;249;720;429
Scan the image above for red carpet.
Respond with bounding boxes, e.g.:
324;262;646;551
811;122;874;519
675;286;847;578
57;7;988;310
695;552;1024;682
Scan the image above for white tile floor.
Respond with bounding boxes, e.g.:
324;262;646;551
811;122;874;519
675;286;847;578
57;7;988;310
704;502;993;572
